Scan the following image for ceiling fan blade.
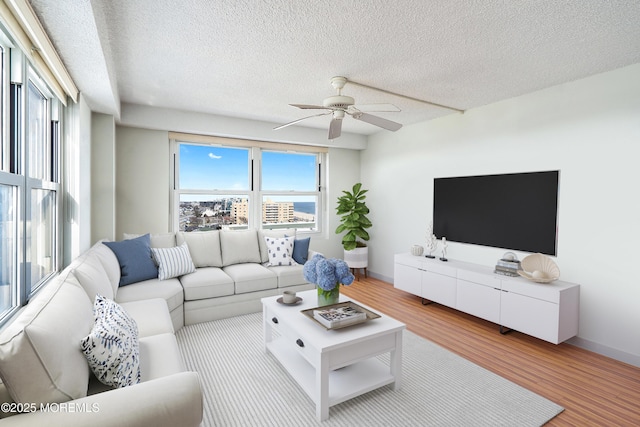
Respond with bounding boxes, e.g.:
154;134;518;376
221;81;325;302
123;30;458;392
328;118;343;139
290;104;327;110
351;103;401;112
351;112;402;131
273;111;332;130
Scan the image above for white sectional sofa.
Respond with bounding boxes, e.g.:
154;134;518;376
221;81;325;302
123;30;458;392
0;242;202;426
177;228;315;324
0;227;313;425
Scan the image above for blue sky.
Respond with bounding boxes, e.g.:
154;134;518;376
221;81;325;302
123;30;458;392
180;145;249;190
179;144;316;192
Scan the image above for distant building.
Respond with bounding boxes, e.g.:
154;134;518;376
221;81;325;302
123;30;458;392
230;199;249;224
262;199;294;224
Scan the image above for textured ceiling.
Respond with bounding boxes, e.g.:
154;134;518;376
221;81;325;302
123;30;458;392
30;0;640;136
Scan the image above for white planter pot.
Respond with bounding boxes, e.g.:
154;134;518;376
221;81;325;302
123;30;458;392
344;247;368;269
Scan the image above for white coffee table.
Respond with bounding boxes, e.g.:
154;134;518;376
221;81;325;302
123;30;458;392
262;289;405;421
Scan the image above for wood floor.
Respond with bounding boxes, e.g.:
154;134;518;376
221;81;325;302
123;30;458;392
340;276;640;426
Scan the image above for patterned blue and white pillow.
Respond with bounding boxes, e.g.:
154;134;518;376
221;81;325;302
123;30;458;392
151;243;196;280
264;236;297;266
80;294;141;388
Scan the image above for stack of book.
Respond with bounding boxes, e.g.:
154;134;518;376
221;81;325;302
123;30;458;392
313;305;367;329
494;258;521;277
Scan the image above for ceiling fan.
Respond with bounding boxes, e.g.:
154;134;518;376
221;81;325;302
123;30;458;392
273;76;403;140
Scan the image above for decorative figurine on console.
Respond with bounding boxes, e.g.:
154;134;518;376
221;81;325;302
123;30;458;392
439;237;448;262
425;221;437;259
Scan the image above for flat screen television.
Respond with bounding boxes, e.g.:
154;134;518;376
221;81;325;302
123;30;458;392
433;171;559;255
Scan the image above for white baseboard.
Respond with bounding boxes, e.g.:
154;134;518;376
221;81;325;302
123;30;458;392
367;270;393;284
567;336;640;368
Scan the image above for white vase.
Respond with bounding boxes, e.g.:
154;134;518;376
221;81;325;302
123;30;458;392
344;246;368;269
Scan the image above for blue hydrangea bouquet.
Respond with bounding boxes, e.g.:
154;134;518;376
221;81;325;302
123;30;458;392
303;254;355;306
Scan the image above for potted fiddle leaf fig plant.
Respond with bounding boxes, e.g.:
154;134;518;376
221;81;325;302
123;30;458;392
335;183;371;273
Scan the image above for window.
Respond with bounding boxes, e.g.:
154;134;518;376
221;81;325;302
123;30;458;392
172;135;326;234
0;184;16;317
260;151;319;230
27;80;51;180
28;188;56;290
24;70;59;296
178;145;250;231
0;26;63;323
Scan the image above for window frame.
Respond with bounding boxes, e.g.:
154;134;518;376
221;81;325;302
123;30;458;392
258;149;321;231
0;25;63;325
23;67;60;297
170;134;327;235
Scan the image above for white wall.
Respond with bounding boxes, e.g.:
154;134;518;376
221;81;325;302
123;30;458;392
317;147;361;259
112;125;360;257
361;63;640;366
119;104;367;150
111;102;365;253
115;127;172;238
91;113;116;242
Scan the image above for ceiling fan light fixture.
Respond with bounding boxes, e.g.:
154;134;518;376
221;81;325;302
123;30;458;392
323;95;354;109
274;76;404;139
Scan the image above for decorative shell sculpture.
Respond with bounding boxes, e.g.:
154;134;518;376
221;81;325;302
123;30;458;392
517;253;560;283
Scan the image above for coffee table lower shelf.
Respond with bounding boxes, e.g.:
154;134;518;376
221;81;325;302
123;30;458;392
266;337;395;415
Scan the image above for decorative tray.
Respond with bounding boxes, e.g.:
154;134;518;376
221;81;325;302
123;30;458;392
301;301;380;330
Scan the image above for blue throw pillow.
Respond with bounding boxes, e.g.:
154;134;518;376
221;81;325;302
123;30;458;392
292;237;311;264
103;234;158;286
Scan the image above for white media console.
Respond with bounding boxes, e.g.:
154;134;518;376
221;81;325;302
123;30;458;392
394;253;580;344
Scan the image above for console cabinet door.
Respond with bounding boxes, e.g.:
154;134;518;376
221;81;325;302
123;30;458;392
500;290;560;343
421;270;456;307
456;279;501;324
394;262;421;296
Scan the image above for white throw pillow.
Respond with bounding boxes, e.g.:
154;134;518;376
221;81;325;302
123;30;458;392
151;243;196;280
258;228;296;263
264;236;297;266
81;295;141;388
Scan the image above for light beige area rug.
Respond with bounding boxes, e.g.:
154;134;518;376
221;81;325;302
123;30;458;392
177;312;563;426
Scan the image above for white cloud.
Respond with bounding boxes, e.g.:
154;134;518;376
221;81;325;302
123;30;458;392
208;153;222;159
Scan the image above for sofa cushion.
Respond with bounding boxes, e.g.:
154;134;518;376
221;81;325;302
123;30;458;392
220;230;261;266
176;231;223;268
81;295;141;388
120;298;175;337
115;278;184;313
267;264;307;288
223;263;277;294
71;249;114;301
258;228;296;263
0;274;93;405
138;334;185;381
104;234;159;286
180;267;235;301
151;243;196;280
292;237;311;264
124;232;177;248
264;236;297;266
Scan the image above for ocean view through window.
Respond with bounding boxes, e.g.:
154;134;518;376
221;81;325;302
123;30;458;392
173;138;324;233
